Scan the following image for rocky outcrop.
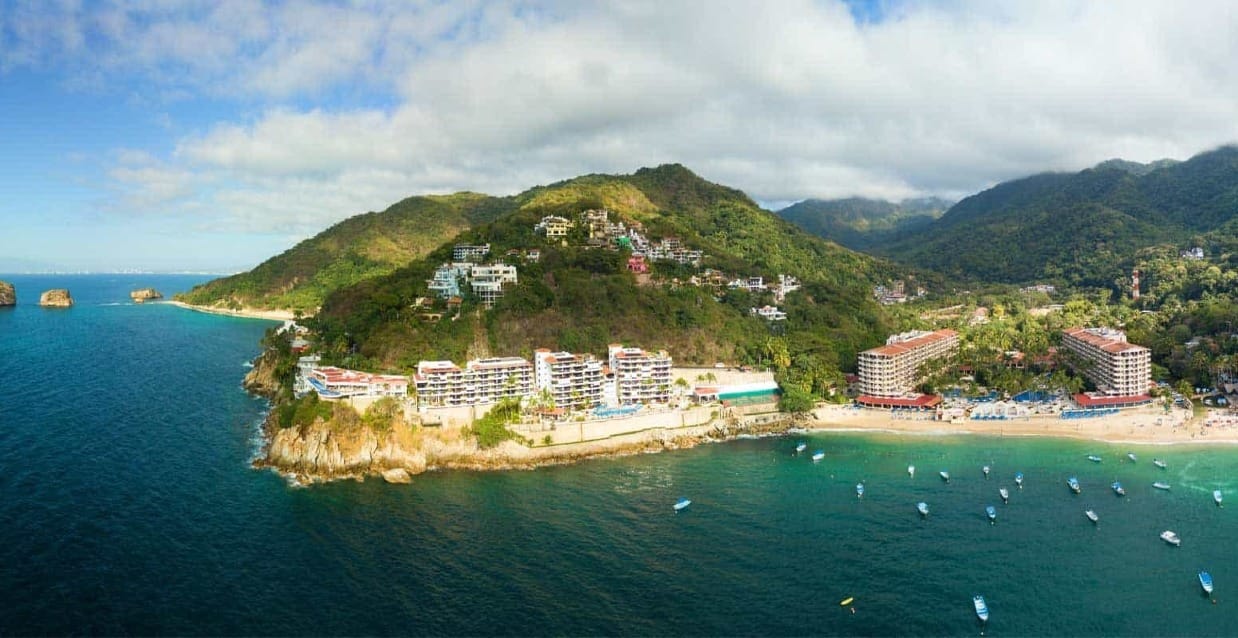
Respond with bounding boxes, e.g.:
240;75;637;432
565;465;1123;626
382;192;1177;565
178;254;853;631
382;468;412;484
130;288;163;303
0;280;14;306
38;289;73;307
243;349;285;398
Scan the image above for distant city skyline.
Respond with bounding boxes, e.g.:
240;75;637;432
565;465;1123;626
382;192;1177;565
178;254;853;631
3;0;1238;272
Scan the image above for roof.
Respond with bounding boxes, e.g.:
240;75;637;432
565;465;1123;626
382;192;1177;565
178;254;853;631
1063;327;1147;353
864;329;959;358
1073;393;1152;407
857;394;942;408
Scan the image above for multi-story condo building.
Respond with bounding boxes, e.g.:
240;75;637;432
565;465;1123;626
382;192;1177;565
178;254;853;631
608;344;673;405
307;366;409;400
452;244;491;263
469;263;518;308
534;349;604;411
428;263;471;299
857;329;959;401
414;357;535;407
535;215;574;238
1061;327;1151;397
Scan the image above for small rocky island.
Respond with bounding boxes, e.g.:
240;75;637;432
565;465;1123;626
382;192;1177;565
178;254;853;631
0;280;14;306
39;289;74;307
130;288;163;303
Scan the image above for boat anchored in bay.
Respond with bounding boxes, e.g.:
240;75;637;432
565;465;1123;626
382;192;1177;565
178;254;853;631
1112;481;1125;496
1153;482;1171;491
917;502;929;517
1015;472;1024;489
940;470;950;483
1200;571;1214;595
999;487;1009;504
1214;490;1223;506
674;497;691;512
1161;530;1181;546
986;505;997;524
1085;509;1099;524
973;595;989;623
1068;477;1081;494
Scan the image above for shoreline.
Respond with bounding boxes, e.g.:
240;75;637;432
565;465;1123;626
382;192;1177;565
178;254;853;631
165;300;297;322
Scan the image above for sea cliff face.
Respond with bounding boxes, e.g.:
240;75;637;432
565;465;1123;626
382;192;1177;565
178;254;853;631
38;289;73;307
256;409;799;485
130;288;163;303
243;349;284;397
0;280;14;306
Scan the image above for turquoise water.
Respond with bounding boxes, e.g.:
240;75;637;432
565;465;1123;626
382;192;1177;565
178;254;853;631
2;274;1237;636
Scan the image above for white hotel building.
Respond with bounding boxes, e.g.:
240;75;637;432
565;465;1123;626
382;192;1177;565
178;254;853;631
414;357;535;407
857;329;959;406
535;349;604;411
608;344;673;405
1060;327;1151;400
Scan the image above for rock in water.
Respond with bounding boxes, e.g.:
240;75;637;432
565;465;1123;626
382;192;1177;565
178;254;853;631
0;280;14;306
130;288;163;303
381;468;413;484
39;289;73;307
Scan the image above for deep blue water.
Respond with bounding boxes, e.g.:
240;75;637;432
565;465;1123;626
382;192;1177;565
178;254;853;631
2;274;1237;636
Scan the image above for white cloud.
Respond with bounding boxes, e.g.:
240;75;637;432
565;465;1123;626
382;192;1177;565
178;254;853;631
10;0;1238;237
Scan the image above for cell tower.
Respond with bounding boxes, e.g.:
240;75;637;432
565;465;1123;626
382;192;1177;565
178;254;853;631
1131;268;1140;300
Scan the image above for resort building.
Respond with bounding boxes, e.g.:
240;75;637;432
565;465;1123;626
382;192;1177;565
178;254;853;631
856;329;959;408
414;357;535;407
1061;327;1152;406
608;344;673;405
307;366;409;400
452;244;491;263
534;349;604;411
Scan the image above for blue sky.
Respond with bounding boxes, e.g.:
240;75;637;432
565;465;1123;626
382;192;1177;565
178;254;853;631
2;0;1238;272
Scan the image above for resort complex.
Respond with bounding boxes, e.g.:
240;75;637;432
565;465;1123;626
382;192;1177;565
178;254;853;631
1061;327;1153;407
856;329;959;408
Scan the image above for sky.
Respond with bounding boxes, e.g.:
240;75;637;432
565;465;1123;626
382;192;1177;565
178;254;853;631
2;0;1238;272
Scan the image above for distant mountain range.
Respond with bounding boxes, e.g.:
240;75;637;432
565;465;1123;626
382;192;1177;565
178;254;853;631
776;197;952;251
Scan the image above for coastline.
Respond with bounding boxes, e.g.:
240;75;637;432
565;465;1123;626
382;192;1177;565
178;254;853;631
166;300;297;322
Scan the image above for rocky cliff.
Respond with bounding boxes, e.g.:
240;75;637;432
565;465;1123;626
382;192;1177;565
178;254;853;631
0;280;14;306
130;288;163;303
38;289;73;307
243;349;285;397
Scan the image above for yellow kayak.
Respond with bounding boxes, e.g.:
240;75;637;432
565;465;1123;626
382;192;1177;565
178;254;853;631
840;597;854;606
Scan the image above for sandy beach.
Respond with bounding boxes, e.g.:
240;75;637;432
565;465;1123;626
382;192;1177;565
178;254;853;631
809;403;1238;446
165;300;299;322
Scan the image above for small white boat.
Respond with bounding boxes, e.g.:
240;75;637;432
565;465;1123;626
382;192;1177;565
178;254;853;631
1068;477;1081;494
983;465;991;478
917;502;929;517
999;487;1009;503
908;465;915;478
1015;472;1024;488
1214;490;1223;506
1112;481;1125;496
986;505;997;523
1127;452;1137;462
1087;455;1102;463
674;497;691;511
1160;530;1181;546
1153;482;1171;490
973;595;989;622
1200;571;1214;595
940;470;950;483
795;441;807;454
1154;459;1168;469
811;450;825;462
1085;509;1099;523
856;483;864;498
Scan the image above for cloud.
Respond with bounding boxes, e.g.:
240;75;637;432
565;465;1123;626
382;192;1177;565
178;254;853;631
12;0;1238;237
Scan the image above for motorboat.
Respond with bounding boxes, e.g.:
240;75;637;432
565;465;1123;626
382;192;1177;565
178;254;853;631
1160;530;1181;546
917;502;929;517
1127;452;1137;462
1154;459;1168;469
812;450;825;462
1015;472;1024;488
856;483;864;498
983;465;991;478
795;441;807;454
973;595;989;622
1068;476;1081;494
940;470;950;483
674;497;691;511
1214;490;1223;506
1200;571;1214;595
986;505;997;523
1087;455;1102;463
1111;481;1125;496
908;465;915;478
1085;509;1099;523
1153;482;1171;490
999;487;1009;504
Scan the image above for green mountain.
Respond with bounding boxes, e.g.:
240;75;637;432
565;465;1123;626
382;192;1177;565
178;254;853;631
307;165;906;385
777;197;951;251
176;193;514;311
874;146;1238;286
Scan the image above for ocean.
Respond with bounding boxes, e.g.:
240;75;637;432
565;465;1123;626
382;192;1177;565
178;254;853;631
1;274;1236;636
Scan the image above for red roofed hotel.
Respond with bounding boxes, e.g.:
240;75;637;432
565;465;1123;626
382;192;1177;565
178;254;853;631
857;329;959;407
308;367;409;399
1061;327;1151;405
